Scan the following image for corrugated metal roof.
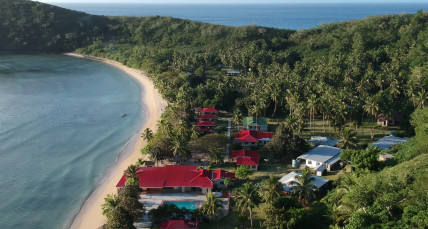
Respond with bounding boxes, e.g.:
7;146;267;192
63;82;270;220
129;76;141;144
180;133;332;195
371;136;409;150
242;117;268;127
297;145;342;164
279;171;329;189
308;136;341;147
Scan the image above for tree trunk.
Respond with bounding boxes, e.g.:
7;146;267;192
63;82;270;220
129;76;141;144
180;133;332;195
272;101;277;117
249;207;253;229
322;113;326;132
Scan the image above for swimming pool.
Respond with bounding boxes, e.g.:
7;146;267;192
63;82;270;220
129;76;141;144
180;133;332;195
162;201;199;210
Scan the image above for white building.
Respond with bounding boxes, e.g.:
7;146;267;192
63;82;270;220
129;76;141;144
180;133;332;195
297;145;342;171
279;171;330;193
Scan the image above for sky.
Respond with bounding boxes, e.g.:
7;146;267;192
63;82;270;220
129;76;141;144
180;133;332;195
35;0;427;4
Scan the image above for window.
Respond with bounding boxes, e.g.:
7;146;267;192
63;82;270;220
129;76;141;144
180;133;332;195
308;160;312;165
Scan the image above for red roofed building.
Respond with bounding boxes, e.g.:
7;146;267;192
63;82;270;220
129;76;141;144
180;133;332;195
194;120;216;133
377;113;402;127
234;130;273;146
160;220;199;229
199;107;219;115
116;165;235;193
231;150;260;170
197;113;218;122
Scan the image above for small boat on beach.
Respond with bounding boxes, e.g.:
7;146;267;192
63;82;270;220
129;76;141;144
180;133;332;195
121;113;127;118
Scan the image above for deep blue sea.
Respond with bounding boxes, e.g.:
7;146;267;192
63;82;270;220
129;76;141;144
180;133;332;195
0;55;144;229
53;3;428;29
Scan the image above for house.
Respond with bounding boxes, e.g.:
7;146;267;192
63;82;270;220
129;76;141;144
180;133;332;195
377;113;402;127
199;107;219;115
297;145;342;171
371;136;409;150
194;120;216;133
116;165;235;194
234;130;273;146
226;70;240;76
308;136;341;147
160;220;198;229
231;150;260;171
197;113;218;122
279;171;330;194
242;117;268;131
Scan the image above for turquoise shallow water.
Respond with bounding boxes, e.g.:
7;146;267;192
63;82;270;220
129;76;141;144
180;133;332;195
0;55;144;229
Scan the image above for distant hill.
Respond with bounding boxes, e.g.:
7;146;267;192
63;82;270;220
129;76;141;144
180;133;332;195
0;0;113;52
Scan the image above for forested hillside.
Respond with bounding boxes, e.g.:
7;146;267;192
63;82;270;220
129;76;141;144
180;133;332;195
0;0;113;52
1;1;428;228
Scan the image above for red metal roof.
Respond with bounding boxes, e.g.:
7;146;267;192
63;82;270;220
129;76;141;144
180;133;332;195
213;169;236;180
199;107;219;113
236;157;259;166
256;132;274;139
197;114;218;119
231;150;259;158
116;165;235;189
194;121;216;127
234;130;259;143
161;220;199;229
231;150;260;166
234;130;273;142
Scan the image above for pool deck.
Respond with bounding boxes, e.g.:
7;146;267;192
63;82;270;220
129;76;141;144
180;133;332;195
139;192;207;211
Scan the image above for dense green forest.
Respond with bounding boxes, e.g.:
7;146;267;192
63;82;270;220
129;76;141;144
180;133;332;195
1;0;427;228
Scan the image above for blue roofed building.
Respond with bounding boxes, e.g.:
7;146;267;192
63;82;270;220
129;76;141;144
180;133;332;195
371;136;409;150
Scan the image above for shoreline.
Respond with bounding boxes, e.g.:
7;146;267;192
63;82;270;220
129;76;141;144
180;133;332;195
65;53;167;229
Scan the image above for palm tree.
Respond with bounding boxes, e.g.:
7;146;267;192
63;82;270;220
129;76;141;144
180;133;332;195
362;95;379;139
209;149;224;165
141;128;154;142
102;194;118;218
289;168;318;207
171;133;190;163
283;114;298;133
235;182;259;228
412;89;428;109
232;108;242;130
337;128;358;149
201;192;223;220
125;165;138;182
307;94;318;135
257;175;282;204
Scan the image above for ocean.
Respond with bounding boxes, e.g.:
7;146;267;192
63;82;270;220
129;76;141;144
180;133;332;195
52;3;428;30
0;55;144;229
2;2;428;229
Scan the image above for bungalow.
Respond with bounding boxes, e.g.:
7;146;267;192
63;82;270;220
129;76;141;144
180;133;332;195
296;145;342;172
377;113;402;127
234;130;273;146
231;150;260;171
116;165;235;194
197;113;218;122
194;120;216;133
199;107;219;115
279;171;330;194
242;117;268;131
160;220;198;229
308;136;341;147
371;135;409;150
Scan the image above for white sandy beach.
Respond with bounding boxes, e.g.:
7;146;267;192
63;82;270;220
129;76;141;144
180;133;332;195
65;53;167;229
